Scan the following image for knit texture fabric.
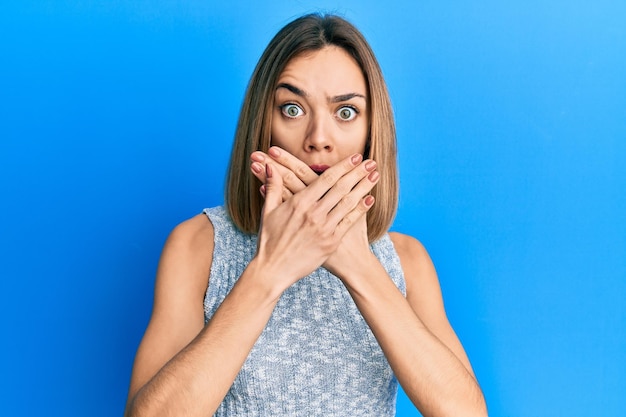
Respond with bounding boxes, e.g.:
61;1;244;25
203;206;407;416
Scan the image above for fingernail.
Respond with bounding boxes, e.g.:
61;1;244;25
260;185;266;197
365;195;375;206
251;152;265;162
351;154;362;165
269;147;280;158
251;162;263;174
365;160;377;171
266;163;273;178
368;171;379;182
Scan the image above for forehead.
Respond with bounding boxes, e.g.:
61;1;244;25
277;46;367;95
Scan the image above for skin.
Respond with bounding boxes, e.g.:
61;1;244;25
124;46;487;417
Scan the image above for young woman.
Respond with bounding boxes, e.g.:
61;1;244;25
125;13;487;417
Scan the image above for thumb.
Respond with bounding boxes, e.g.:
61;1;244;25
262;162;283;214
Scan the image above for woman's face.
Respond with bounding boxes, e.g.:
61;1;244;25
270;46;369;174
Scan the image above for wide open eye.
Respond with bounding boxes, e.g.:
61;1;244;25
337;106;358;121
281;103;304;118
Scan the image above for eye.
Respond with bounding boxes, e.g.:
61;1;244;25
280;103;304;119
337;106;358;121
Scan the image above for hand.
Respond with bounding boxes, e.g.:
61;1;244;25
251;147;380;281
250;147;315;200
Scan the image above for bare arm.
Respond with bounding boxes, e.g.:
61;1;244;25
124;215;282;416
336;233;487;417
125;154;378;416
252;148;487;417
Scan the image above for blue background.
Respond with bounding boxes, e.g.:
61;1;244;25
1;1;625;416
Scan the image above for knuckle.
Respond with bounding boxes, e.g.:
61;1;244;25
339;194;356;210
295;164;311;180
334;180;352;196
281;188;291;202
283;171;297;185
303;211;321;227
341;215;353;229
319;171;337;187
291;195;307;212
265;182;277;193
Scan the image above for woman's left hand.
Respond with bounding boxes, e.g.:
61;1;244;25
253;148;488;417
250;147;377;280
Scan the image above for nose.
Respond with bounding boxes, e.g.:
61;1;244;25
303;113;333;152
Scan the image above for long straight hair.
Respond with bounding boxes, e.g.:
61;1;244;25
225;13;398;242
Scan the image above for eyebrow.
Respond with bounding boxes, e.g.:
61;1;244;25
276;82;366;103
276;83;308;97
330;93;366;103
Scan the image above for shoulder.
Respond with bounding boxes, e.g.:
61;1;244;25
388;232;430;261
388;232;442;319
388;232;436;283
155;213;214;306
164;213;214;258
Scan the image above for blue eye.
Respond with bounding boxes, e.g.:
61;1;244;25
281;104;304;118
337;106;357;121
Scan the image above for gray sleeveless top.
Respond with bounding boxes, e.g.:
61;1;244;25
203;206;406;416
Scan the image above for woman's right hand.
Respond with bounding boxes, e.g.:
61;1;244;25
254;152;378;292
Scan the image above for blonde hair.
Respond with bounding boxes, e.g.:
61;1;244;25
225;13;398;242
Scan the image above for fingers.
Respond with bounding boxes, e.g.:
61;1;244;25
304;153;370;204
325;164;379;227
251;149;310;197
266;147;318;186
333;194;375;237
303;154;377;240
252;160;293;201
252;149;378;238
261;163;283;215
